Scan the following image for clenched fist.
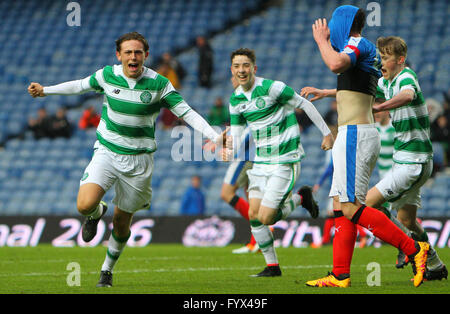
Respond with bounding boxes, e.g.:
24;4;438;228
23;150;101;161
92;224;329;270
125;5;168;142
28;82;45;98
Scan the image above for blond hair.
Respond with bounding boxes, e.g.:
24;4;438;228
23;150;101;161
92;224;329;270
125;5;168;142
377;36;408;58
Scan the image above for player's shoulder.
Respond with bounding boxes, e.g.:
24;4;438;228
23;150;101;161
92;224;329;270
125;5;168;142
140;66;172;91
263;77;289;96
347;36;375;49
142;66;164;80
344;36;376;59
398;67;418;81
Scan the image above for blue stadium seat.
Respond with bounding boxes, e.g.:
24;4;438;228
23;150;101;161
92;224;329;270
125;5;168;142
1;0;449;216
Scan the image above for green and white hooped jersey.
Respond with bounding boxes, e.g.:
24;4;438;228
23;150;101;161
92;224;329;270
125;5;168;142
376;122;395;177
229;77;305;164
89;65;191;154
376;67;433;164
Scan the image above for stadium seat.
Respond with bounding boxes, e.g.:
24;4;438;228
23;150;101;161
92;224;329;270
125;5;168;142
0;0;449;216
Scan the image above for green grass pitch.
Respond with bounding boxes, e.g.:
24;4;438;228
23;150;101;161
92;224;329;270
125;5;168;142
0;244;448;294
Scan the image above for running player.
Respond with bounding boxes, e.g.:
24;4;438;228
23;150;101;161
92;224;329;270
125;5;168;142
302;6;429;287
28;32;227;287
367;36;447;281
223;48;334;277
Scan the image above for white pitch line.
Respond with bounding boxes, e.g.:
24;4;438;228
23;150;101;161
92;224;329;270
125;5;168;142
0;255;201;264
0;264;396;278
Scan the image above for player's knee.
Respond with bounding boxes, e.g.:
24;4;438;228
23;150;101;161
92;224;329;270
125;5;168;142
76;198;98;216
220;190;231;203
258;216;272;225
257;212;275;226
248;208;258;221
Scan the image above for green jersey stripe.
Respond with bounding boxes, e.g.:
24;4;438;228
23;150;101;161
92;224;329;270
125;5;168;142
89;73;103;92
276;85;295;105
394;138;432;153
251;79;274;99
134;76;169;92
106;94;161;116
102;66;130;88
381;139;394;146
96;132;155;154
398;77;416;89
230;114;246;125
257;136;300;158
253;113;298;140
162;91;185;109
242;103;281;122
379;153;393;159
102;106;155;139
229;94;247;107
391;115;430;132
376;86;385;99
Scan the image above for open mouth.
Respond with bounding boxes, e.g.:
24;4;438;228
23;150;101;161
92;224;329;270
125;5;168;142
237;74;247;81
128;63;139;72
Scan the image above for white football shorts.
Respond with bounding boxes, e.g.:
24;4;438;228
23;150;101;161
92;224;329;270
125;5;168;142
80;142;153;213
375;159;432;210
223;160;253;188
329;124;380;204
247;162;300;209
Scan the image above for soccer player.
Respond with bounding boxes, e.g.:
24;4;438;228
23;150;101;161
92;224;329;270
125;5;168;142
367;36;447;281
223;48;334;277
302;6;429;287
28;32;227;287
374;102;445;276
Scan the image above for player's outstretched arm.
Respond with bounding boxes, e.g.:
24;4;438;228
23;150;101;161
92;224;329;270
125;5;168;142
300;86;336;101
28;77;95;98
28;82;46;98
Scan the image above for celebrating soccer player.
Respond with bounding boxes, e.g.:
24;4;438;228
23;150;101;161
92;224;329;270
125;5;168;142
223;48;333;277
28;32;227;287
367;36;447;281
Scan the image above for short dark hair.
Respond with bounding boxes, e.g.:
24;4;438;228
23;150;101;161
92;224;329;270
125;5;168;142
230;48;256;64
377;36;408;58
115;32;149;52
350;8;365;35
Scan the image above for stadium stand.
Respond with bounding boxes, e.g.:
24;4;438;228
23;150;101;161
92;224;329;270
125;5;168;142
0;0;448;217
